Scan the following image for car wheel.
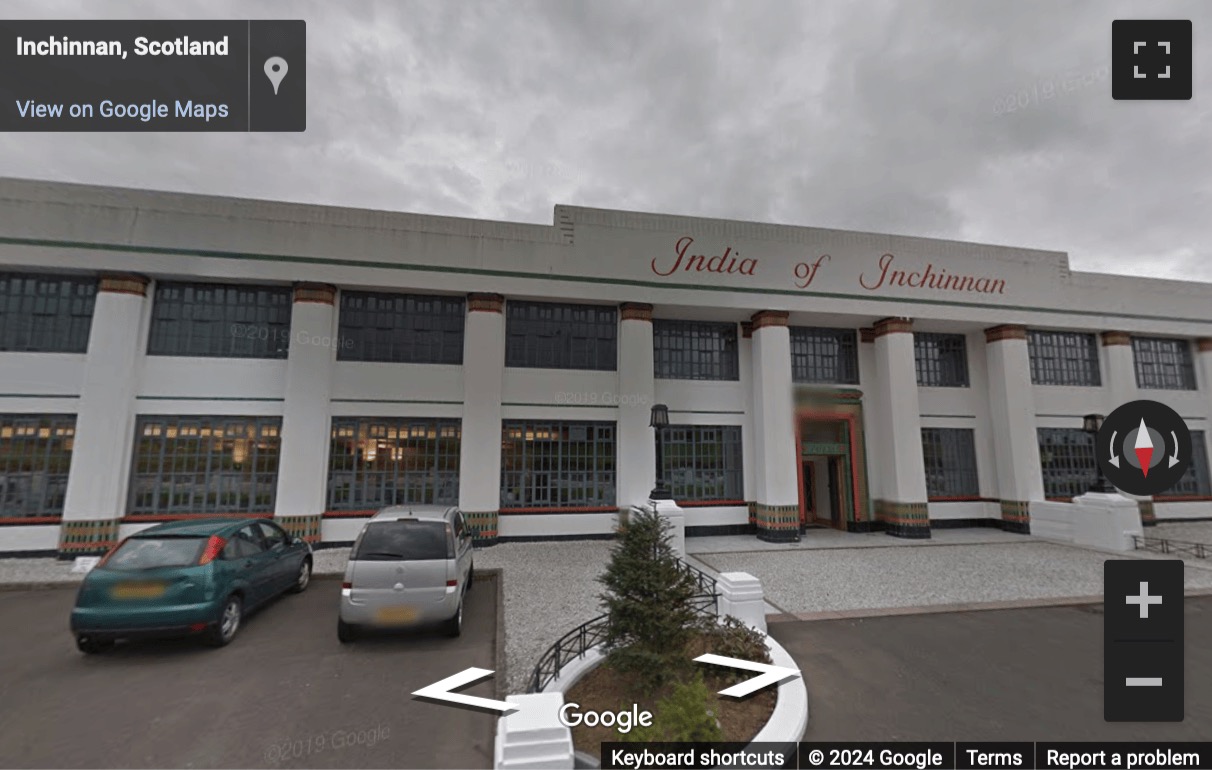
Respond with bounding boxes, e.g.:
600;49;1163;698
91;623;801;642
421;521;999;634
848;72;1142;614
76;635;114;655
337;618;358;644
289;558;312;594
205;595;243;647
444;598;463;638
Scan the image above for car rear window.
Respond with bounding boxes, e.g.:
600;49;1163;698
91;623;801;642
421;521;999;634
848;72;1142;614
105;537;205;570
353;520;452;561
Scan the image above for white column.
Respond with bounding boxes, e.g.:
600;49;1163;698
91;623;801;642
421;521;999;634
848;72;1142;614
870;317;930;537
459;294;506;543
273;284;337;544
740;322;757;519
616;303;656;510
1101;331;1152;524
984;325;1045;533
858;328;883;507
749;311;799;541
59;274;150;557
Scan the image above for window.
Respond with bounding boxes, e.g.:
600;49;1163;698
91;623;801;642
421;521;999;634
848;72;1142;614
661;425;743;502
107;537;208;570
500;421;615;508
0;272;96;353
256;521;290;549
653;320;739;380
915;333;970;387
226;525;267;558
353;519;452;561
327;418;461;510
790;327;859;384
147;281;292;358
920;428;979;498
128;416;282;515
1027;331;1101;386
505;301;616;370
0;414;76;518
1163;430;1211;497
1132;337;1196;390
338;291;465;364
1037;428;1098;499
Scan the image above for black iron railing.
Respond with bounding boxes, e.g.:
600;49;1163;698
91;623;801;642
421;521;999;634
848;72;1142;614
1133;535;1209;559
526;558;720;693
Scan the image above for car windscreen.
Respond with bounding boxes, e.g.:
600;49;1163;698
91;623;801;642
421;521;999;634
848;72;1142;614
104;537;205;570
353;520;452;561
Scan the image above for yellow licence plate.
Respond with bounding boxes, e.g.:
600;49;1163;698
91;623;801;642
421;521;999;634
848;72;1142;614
374;606;418;625
111;582;166;600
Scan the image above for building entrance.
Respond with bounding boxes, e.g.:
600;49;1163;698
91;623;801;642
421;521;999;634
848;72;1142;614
800;455;843;528
795;406;869;531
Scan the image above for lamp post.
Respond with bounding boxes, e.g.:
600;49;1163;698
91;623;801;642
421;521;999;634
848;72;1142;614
649;403;672;500
1083;413;1116;493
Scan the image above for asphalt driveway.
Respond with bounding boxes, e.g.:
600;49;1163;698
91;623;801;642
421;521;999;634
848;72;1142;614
0;576;500;769
770;596;1212;741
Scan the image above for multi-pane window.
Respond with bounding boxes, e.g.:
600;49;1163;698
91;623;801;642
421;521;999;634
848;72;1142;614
653;320;739;380
1163;430;1212;497
500;421;615;507
661;425;743;502
1027;331;1101;386
505;301;616;370
920;428;979;498
0;272;96;353
0;415;75;517
915;333;970;387
790;327;859;384
327;418;461;509
1037;428;1098;499
1132;337;1196;390
128;416;282;515
147;282;292;358
338;292;465;364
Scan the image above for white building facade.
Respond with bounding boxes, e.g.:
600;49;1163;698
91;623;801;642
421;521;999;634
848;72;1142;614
1;177;1210;557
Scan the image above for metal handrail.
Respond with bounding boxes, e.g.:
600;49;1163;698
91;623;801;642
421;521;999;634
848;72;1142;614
1132;535;1209;559
526;557;719;693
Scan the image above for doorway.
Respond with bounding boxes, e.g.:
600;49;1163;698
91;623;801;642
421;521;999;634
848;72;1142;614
801;455;843;528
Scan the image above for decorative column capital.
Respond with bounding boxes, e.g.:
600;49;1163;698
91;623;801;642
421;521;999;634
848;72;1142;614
292;283;337;305
740;321;753;339
872;317;913;337
619;302;654;322
750;310;789;330
467;293;505;313
1196;338;1212;353
984;324;1027;343
1100;330;1131;347
859;327;876;344
98;273;150;297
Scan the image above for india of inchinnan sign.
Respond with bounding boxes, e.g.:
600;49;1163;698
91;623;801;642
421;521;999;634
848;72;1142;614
649;235;1007;295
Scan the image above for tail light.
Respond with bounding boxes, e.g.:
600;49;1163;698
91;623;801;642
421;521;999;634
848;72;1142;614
446;579;458;587
341;581;352;590
96;538;128;567
198;536;227;565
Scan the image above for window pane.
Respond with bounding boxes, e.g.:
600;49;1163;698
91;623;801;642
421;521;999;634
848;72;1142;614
505;301;617;370
337;291;465;364
914;333;970;387
500;420;616;507
147;281;291;359
920;428;979;497
1132;337;1196;391
0;414;76;517
1037;428;1097;498
653;320;739;381
0;273;97;353
326;417;461;509
660;425;744;501
1163;430;1211;497
790;327;858;384
128;415;282;515
1027;331;1101;386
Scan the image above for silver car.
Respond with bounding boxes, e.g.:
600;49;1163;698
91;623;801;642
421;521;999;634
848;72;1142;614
338;505;473;642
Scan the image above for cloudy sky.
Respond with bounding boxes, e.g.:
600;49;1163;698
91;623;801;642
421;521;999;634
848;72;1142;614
2;0;1209;281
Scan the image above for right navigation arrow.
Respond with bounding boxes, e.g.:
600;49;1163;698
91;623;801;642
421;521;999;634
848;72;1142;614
692;654;801;698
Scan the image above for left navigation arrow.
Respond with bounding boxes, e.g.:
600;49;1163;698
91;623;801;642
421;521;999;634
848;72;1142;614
412;667;519;715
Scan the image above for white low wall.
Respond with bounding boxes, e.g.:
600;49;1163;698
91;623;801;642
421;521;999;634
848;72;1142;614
1154;501;1212;521
1030;495;1143;551
927;500;998;521
1029;501;1075;542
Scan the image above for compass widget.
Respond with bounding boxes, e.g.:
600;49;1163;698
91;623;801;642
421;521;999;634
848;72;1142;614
1096;400;1192;496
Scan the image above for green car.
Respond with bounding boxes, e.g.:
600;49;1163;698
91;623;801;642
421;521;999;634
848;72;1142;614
70;518;313;654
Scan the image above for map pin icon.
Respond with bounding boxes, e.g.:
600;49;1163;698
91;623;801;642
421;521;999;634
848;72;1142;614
264;57;288;95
